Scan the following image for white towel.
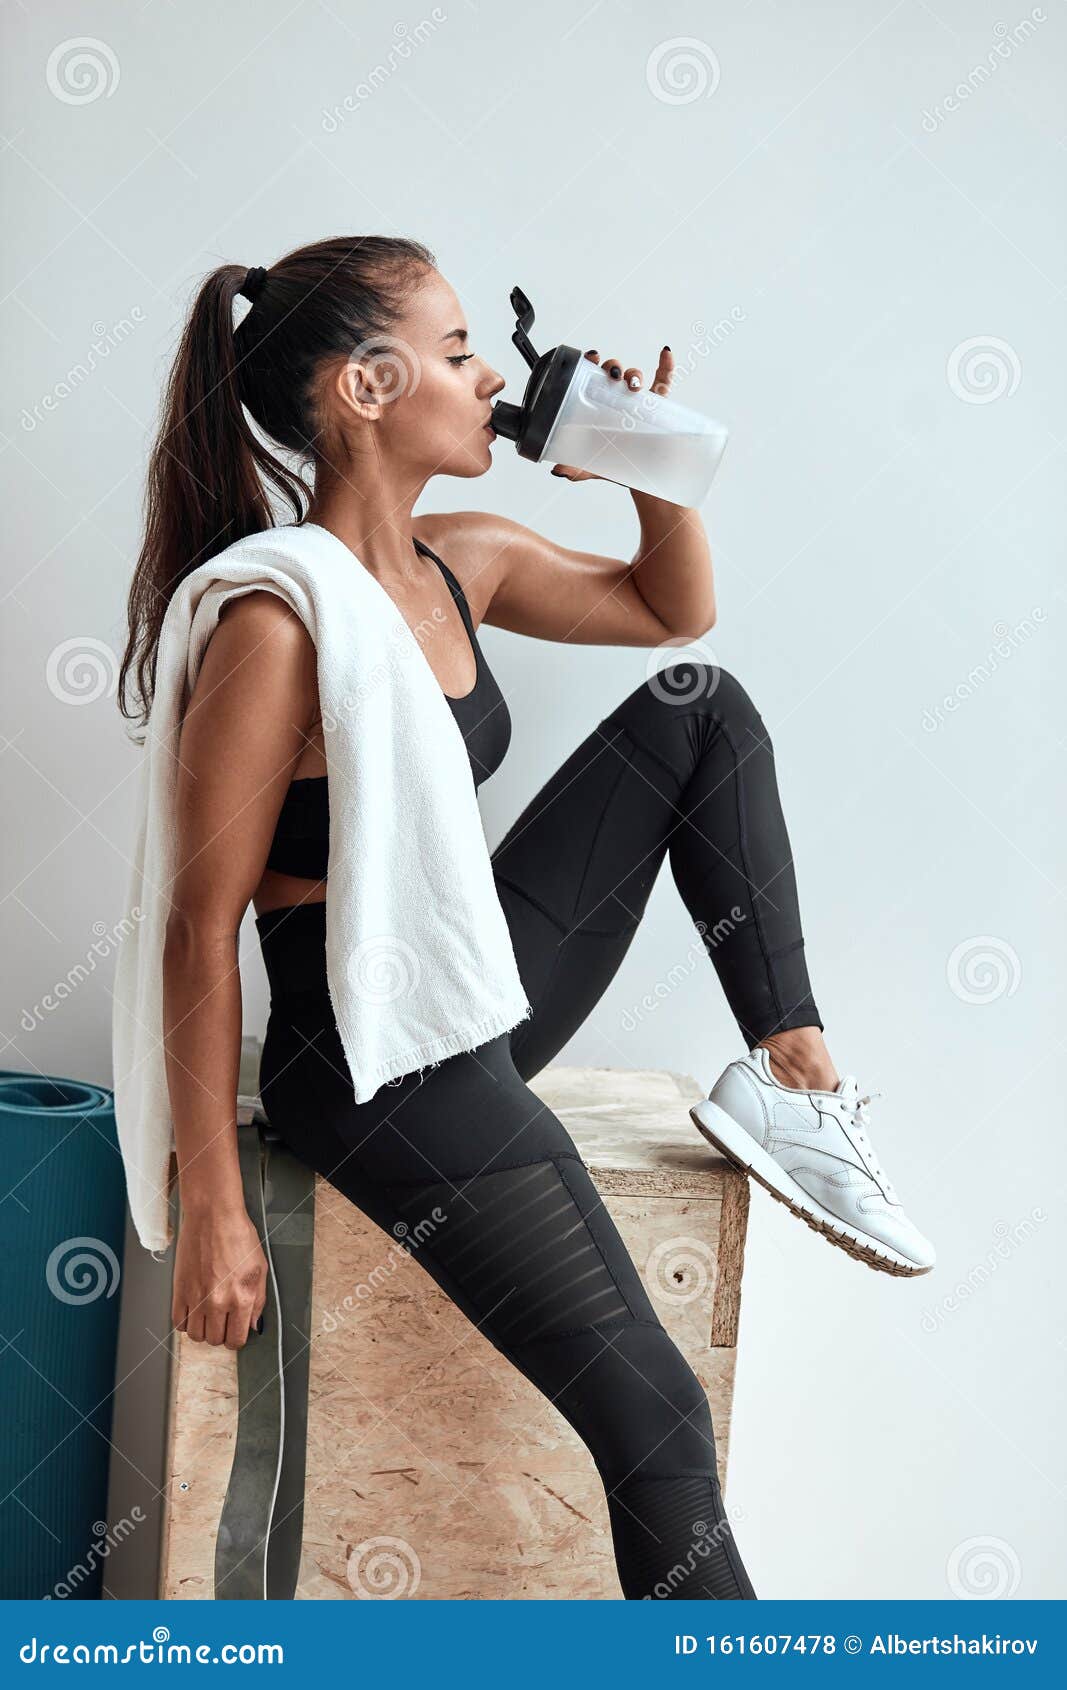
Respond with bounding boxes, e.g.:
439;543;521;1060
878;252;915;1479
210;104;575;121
111;520;532;1254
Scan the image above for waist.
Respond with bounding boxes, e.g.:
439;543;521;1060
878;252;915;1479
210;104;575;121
255;901;330;999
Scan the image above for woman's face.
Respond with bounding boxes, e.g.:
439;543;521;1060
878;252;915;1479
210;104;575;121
352;268;505;483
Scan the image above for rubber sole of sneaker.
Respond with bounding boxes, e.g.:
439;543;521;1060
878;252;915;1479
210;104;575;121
689;1098;932;1278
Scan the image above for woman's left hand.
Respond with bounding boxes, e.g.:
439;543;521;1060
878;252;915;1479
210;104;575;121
550;346;675;482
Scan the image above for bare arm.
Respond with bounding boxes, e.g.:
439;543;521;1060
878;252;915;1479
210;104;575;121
417;503;715;648
164;589;318;1347
416;352;715;647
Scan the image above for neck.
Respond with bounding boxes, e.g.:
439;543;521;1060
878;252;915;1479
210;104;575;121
305;470;428;585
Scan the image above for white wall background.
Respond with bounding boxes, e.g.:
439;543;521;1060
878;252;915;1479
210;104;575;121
3;0;1064;1599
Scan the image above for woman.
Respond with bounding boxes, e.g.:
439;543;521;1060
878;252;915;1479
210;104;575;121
118;235;933;1601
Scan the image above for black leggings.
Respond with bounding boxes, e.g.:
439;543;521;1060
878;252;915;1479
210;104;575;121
257;663;823;1601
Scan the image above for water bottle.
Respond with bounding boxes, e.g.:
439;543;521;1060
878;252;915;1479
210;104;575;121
489;287;729;508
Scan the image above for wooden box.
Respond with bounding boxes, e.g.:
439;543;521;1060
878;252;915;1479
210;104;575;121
161;1065;748;1600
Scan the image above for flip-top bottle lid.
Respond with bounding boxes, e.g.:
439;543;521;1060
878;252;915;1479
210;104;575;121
490;287;582;462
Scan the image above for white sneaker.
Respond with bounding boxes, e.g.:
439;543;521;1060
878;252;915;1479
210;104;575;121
689;1046;935;1277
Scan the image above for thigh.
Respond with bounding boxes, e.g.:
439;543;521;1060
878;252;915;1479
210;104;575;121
491;681;693;1079
259;1000;748;1592
258;1005;663;1365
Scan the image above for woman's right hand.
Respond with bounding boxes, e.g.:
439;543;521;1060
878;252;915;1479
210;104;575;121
172;1204;269;1348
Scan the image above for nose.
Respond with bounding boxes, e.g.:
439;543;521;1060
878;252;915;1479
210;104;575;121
480;366;506;399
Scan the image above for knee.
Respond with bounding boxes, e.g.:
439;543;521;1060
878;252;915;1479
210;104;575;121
660;662;763;726
613;663;768;745
555;1323;719;1484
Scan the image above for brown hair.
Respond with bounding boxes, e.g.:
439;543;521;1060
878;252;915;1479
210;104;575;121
117;233;436;739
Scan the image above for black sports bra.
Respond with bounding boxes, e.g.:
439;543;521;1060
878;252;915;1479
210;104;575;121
263;539;510;881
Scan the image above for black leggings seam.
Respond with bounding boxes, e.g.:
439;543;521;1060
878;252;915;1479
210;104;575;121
722;713;786;1032
765;937;806;960
494;871;639;940
571;730;636;926
518;1314;665;1348
611;709;789;1032
385;1146;587;1188
612;1468;726;1484
602;705;743;781
492;871;570;936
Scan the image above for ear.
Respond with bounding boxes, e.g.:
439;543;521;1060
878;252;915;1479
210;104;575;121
335;353;387;422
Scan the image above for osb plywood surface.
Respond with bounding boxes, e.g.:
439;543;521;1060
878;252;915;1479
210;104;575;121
162;1065;748;1601
529;1066;726;1192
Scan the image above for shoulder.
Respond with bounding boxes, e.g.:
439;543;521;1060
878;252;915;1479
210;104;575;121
202;589;317;698
411;510;540;619
215;587;312;649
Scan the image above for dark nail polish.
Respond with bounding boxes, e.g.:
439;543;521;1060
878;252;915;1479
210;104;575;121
663;345;671;352
255;1313;264;1334
585;349;598;358
608;363;621;377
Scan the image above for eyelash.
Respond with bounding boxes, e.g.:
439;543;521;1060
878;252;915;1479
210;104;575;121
448;353;475;366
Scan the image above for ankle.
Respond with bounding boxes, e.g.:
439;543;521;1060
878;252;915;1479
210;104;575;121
756;1030;839;1093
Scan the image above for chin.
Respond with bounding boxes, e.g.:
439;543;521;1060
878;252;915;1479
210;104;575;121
450;443;495;478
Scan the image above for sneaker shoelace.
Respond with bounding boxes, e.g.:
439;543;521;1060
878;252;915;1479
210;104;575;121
840;1080;894;1195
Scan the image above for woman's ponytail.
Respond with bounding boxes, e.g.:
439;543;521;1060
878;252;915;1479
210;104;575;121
117;234;434;739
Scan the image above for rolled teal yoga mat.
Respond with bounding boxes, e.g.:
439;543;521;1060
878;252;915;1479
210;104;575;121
0;1069;128;1599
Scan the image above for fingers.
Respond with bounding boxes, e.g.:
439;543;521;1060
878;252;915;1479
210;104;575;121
224;1302;263;1350
651;345;674;395
175;1294;264;1348
590;351;673;392
204;1298;230;1347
